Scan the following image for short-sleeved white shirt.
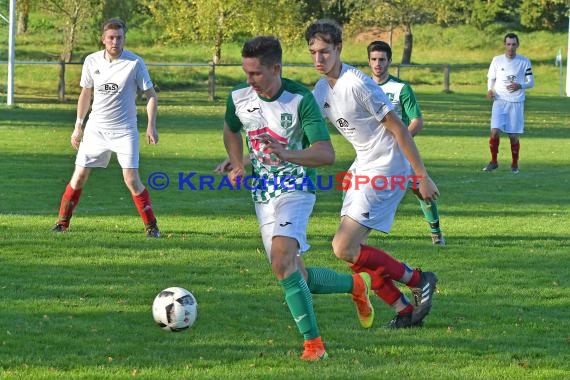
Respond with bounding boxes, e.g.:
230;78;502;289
487;54;533;103
80;49;153;129
312;63;409;175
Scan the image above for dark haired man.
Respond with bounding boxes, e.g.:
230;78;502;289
223;36;374;361
484;33;534;174
367;40;444;245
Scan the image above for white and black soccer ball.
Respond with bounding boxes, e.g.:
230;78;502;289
152;287;198;331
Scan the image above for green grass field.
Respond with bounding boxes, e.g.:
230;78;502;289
1;88;569;378
1;23;570;379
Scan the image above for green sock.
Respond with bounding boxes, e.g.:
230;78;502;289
306;267;353;294
418;198;441;233
279;271;319;340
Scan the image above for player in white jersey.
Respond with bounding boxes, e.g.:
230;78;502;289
483;32;534;174
305;19;439;328
52;18;160;237
223;36;374;361
367;40;444;246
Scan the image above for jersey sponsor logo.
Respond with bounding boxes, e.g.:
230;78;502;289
335;118;355;134
337;118;349;129
97;83;119;95
280;113;293;129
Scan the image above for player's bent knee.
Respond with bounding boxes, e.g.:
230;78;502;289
331;239;356;263
270;253;295;280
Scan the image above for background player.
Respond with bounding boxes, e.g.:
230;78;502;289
367;40;444;246
484;32;534;174
52;18;160;237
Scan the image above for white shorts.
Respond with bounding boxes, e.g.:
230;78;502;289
341;164;409;233
254;191;315;262
491;99;524;134
75;126;139;168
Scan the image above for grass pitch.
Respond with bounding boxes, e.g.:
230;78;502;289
1;88;569;379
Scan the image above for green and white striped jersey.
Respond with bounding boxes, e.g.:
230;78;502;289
225;78;330;203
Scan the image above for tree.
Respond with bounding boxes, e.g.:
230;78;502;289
346;0;434;64
39;0;98;101
472;0;521;28
40;0;98;62
520;0;569;31
144;0;306;63
17;0;31;34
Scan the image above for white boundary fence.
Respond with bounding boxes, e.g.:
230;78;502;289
1;61;453;103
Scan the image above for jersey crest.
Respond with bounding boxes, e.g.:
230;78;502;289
280;113;293;129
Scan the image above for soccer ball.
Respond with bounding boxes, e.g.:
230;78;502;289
152;287;198;331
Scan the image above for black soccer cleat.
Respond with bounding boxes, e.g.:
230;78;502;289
145;222;161;238
411;271;438;326
52;223;68;233
386;312;413;329
482;162;498;172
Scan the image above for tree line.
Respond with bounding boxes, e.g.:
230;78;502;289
3;0;569;65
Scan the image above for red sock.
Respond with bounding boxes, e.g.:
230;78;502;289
377;284;413;314
511;141;520;167
354;245;406;280
349;262;411;312
489;137;499;163
349;263;386;290
57;183;83;227
352;245;422;286
374;279;403;305
132;188;156;226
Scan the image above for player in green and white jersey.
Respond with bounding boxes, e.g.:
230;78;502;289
367;40;444;246
223;36;374;361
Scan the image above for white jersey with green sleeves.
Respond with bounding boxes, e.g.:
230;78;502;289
378;75;422;127
225;78;331;203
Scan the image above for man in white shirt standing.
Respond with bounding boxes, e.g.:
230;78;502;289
484;33;534;174
52;18;160;237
